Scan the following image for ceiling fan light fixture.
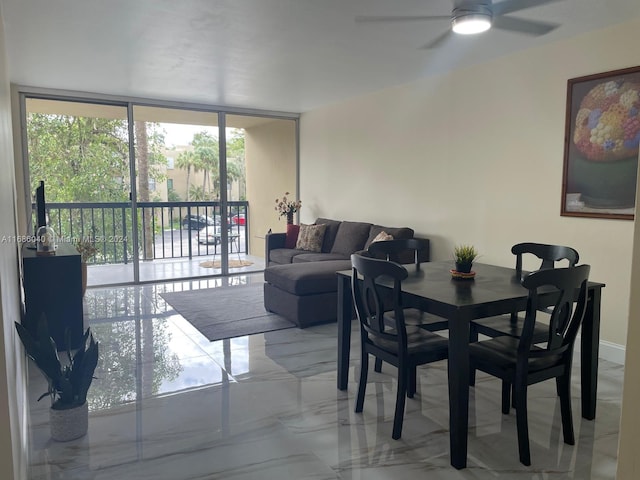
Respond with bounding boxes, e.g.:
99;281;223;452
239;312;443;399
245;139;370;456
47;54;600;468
451;13;492;34
451;5;493;35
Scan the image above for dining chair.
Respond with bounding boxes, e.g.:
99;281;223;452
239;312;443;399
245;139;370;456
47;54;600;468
469;264;590;466
367;238;448;374
350;253;448;440
471;242;579;342
367;237;428;268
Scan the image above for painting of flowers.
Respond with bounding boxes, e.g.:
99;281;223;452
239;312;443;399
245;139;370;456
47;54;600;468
561;66;640;220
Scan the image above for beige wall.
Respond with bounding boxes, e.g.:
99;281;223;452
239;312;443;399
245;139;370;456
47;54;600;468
301;20;640;473
0;12;27;480
300;18;640;348
245;118;297;256
617;149;640;476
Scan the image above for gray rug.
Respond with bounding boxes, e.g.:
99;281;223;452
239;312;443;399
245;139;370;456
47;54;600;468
161;283;296;342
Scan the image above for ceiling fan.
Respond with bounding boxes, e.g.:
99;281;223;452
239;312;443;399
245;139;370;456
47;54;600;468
355;0;563;49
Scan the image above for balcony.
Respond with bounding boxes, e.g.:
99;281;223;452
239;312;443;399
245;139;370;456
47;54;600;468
35;200;265;285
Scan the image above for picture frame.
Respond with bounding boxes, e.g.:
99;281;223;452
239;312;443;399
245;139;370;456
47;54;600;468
561;66;640;220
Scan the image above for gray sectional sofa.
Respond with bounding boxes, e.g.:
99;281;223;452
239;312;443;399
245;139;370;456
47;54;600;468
263;218;429;327
265;217;424;266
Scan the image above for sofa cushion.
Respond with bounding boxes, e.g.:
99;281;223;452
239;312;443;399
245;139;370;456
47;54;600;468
296;223;327;252
315;218;342;253
292;252;350;263
285;224;300;249
264;260;352;296
269;248;307;264
364;225;414;250
330;221;372;256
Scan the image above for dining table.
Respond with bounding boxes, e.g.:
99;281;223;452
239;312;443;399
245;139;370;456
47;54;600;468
336;260;605;469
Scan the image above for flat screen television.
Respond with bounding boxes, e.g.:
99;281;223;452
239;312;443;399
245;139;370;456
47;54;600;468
35;180;46;229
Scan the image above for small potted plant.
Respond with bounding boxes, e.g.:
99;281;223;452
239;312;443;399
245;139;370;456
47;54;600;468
15;315;99;441
453;244;479;274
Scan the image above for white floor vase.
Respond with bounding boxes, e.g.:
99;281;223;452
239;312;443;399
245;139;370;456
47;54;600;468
49;402;88;442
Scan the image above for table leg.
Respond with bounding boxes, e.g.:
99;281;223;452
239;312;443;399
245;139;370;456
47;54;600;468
337;275;352;391
448;314;470;469
581;287;601;420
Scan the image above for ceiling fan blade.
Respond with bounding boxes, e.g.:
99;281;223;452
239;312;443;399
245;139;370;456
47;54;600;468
493;0;565;17
419;30;453;50
492;16;559;36
355;15;450;23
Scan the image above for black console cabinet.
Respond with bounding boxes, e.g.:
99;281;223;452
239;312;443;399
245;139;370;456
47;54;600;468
22;243;84;350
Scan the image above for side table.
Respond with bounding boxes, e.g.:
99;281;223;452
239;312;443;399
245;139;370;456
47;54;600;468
21;242;84;350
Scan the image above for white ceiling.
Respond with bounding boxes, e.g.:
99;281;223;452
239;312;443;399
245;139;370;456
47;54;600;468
1;0;638;113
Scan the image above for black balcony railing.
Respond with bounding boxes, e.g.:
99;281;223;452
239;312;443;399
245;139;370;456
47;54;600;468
32;201;249;265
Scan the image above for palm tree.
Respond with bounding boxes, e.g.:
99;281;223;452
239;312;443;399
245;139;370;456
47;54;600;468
188;185;206;201
225;160;244;199
135;121;154;260
175;150;197;200
192;132;219;198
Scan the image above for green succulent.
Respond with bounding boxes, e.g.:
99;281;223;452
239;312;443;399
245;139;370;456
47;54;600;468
454;244;479;265
15;315;98;410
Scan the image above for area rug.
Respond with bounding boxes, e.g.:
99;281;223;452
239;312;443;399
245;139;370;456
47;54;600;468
160;283;295;341
199;259;254;268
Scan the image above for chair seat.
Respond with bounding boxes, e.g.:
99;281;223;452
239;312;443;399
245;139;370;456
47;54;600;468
400;308;449;331
372;322;449;357
472;314;548;343
470;336;562;374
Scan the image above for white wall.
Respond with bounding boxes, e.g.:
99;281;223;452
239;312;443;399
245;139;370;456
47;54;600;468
0;9;27;480
300;18;640;348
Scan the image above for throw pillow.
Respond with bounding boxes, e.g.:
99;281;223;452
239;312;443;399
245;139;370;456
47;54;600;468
314;218;342;252
295;223;327;252
285;224;300;249
371;231;393;243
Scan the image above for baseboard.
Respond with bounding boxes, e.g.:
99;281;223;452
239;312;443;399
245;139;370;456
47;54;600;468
575;336;626;365
598;339;626;365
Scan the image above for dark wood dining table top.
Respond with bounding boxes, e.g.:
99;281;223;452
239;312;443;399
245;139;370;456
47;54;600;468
338;260;603;318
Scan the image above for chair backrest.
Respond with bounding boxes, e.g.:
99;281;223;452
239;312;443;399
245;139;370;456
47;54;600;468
350;253;409;351
367;238;429;268
512;242;579;276
518;264;590;362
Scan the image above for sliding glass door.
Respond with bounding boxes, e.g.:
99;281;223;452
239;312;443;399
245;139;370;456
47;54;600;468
24;97;135;285
132;106;229;282
21;91;298;285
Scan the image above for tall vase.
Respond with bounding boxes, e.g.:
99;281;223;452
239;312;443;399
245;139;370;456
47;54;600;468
286;211;294;225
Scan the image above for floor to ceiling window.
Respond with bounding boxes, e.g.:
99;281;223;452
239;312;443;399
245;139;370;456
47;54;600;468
24;97;136;284
20;91;299;285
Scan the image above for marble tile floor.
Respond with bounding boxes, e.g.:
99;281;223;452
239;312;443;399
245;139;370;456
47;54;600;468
25;274;622;479
86;253;265;287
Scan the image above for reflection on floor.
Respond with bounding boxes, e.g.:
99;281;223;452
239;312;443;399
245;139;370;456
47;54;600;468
87;253;265;287
26;274;622;479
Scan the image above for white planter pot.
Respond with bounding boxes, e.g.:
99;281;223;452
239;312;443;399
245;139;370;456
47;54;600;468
50;402;88;442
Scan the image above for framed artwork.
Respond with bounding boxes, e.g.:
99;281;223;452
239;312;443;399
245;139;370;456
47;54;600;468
561;66;640;220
